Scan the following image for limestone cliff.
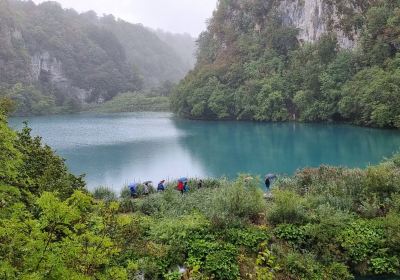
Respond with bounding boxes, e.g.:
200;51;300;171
211;0;363;49
30;52;90;103
277;0;360;48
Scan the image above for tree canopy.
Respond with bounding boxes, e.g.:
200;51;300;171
0;0;195;116
172;0;400;128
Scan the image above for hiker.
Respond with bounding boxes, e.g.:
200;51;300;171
143;181;152;195
264;174;277;191
157;180;166;192
184;181;190;192
129;183;138;198
198;179;203;189
265;177;271;190
177;180;184;194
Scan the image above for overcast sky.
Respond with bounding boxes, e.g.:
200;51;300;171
31;0;217;37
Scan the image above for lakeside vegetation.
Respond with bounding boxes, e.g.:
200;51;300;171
172;0;400;128
1;102;400;279
85;92;170;113
85;82;174;113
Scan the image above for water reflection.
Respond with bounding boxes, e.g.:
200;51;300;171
9;113;400;191
173;119;400;178
65;138;206;189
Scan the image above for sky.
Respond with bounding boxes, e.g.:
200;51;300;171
31;0;217;37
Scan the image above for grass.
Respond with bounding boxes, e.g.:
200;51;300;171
85;92;170;113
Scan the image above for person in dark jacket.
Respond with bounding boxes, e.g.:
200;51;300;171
265;177;270;190
265;174;276;191
157;180;166;192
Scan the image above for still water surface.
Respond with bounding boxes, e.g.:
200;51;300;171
9;112;400;191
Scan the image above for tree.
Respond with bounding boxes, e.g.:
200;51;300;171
14;124;85;199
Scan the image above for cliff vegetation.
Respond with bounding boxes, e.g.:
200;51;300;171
172;0;400;128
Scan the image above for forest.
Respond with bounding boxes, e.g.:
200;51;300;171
171;0;400;128
0;0;194;116
1;0;400;279
1;98;400;279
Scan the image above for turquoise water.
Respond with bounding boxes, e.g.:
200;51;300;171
9;112;400;191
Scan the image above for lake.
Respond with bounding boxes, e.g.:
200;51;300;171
9;112;400;191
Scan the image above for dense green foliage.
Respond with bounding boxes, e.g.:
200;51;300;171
86;83;173;113
0;0;194;116
172;0;400;128
1;0;142;109
86;92;170;113
1;100;400;279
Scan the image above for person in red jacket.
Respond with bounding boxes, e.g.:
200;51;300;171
177;181;184;194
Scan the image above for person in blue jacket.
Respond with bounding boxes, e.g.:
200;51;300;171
129;183;138;198
183;181;190;192
157;180;166;192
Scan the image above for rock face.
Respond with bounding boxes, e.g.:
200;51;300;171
278;0;358;48
30;52;90;103
216;0;361;50
31;52;64;83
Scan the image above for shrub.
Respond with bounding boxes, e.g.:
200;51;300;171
358;194;385;218
119;186;131;199
119;198;137;213
365;164;400;198
391;153;400;168
187;239;219;266
267;190;307;225
224;226;270;252
339;220;385;263
283;251;325;279
274;224;306;246
186;238;240;280
391;193;400;214
203;243;239;280
323;262;353;280
208;175;266;227
199;178;223;189
302;205;353;261
92;186;117;201
149;213;211;245
255;242;280;280
370;256;399;275
164;270;182;280
136;193;166;215
381;213;400;258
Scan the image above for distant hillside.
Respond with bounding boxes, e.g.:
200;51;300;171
97;15;196;88
155;29;197;69
0;0;196;115
172;0;400;128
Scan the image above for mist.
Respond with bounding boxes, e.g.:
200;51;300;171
31;0;217;36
